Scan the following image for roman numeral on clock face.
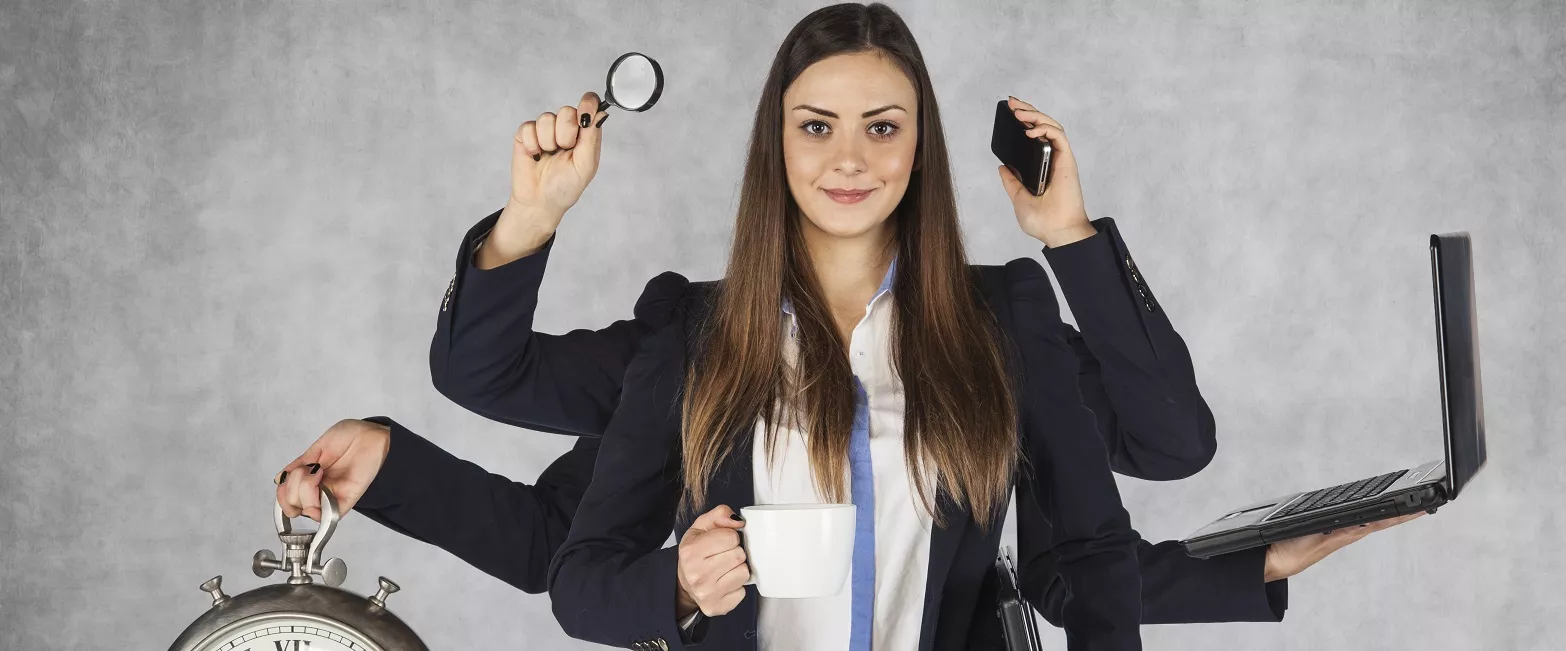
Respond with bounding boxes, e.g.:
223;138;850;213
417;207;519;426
273;641;311;651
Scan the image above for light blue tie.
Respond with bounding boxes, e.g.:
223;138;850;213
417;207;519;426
848;376;875;650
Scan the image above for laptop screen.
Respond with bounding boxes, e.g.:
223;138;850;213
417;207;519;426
1431;233;1487;499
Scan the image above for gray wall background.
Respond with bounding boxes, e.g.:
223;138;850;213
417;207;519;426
3;0;1562;648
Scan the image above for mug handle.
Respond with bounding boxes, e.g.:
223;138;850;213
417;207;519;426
737;526;756;586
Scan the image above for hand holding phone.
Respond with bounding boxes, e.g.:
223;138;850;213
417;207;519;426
990;97;1095;248
991;99;1052;196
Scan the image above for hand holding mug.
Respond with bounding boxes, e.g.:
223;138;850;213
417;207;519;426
675;504;750;618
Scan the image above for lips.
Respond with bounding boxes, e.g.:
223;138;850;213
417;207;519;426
823;188;873;203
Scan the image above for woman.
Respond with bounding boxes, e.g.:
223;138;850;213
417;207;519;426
274;3;1419;648
541;5;1152;649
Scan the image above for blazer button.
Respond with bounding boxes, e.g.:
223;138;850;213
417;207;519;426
1144;297;1158;313
1130;269;1144;285
1124;254;1135;270
655;640;669;651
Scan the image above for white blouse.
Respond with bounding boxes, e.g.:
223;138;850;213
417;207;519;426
751;262;937;651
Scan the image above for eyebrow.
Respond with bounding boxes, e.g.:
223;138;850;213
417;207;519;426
791;104;907;119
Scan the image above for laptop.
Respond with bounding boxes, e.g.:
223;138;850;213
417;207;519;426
1180;232;1488;559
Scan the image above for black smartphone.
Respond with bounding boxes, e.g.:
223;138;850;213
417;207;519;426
990;99;1052;196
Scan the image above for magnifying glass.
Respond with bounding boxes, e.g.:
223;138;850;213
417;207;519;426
598;52;665;115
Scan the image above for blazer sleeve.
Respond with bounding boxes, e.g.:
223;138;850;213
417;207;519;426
429;207;690;437
349;415;598;594
1015;484;1289;625
1041;217;1217;480
1006;257;1143;651
546;319;693;650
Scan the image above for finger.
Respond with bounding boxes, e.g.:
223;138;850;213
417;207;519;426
536;112;559;152
689;528;743;559
275;474;298;518
577;90;603;123
1024;122;1070;154
556;104;581;150
1012;107;1063;132
690;504;741;532
708;586;747;616
705;543;747;572
516;121;542;161
715;560;751;593
1006;95;1039;114
1364;512;1424;532
289;464;324;522
573;91;606;173
278;440;324;475
278;466;305;519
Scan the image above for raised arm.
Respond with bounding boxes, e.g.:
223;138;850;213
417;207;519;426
1043;217;1216;480
1007;257;1143;650
430;207;690;437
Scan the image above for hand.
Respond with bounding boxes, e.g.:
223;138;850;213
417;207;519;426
994;96;1096;248
274;419;393;521
493;91;610;257
1263;512;1426;582
675;504;750;618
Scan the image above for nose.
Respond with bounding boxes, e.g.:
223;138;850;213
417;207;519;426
832;136;868;177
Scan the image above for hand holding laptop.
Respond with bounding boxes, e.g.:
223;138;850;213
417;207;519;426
1262;507;1426;582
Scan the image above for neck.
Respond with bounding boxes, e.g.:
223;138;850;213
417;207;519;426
800;221;896;311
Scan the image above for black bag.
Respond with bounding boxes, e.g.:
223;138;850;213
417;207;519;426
995;546;1044;651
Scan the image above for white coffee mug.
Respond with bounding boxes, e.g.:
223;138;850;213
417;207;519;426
737;503;856;598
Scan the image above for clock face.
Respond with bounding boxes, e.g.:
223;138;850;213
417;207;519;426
196;615;377;651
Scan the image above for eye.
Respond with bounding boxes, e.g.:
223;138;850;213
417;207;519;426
797;120;902;140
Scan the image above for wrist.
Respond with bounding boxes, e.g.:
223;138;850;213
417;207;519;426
675;586;699;619
477;201;560;269
1033;220;1098;248
1263;544;1285;583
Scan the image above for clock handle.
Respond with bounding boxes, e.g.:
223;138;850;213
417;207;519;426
261;485;348;587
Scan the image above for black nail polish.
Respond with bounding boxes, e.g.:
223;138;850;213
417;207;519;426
276;470;288;485
580;113;591;128
532;153;540;161
307;463;321;475
595;114;609;128
730;513;743;522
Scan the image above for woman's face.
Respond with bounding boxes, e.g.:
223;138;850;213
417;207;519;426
781;51;919;243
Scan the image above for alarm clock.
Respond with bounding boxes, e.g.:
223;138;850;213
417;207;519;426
168;486;428;651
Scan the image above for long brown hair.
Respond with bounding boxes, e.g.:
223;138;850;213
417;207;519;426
680;2;1019;530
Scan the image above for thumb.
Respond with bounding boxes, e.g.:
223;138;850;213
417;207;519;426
689;504;744;533
279;444;324;476
997;164;1025;201
573;91;607;178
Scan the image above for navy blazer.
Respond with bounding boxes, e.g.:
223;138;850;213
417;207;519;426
539;243;1144;650
351;210;1286;645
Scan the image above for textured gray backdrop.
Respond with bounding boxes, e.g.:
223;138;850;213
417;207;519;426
3;0;1562;649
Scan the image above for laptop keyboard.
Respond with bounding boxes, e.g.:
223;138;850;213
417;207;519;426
1266;469;1409;521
